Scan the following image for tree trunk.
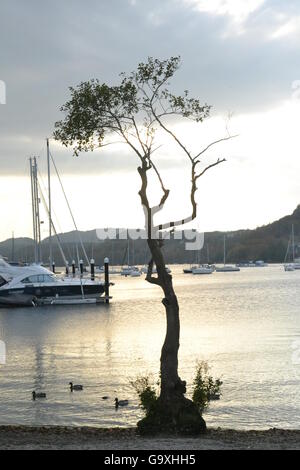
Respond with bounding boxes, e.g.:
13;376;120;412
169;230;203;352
138;238;206;435
137;163;205;434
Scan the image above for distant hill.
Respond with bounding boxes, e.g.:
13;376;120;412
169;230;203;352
1;206;299;266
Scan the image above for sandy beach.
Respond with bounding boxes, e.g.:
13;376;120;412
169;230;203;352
0;426;299;450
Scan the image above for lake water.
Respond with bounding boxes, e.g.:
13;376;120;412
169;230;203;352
0;265;300;430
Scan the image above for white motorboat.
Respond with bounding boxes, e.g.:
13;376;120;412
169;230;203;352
0;260;106;307
192;266;214;275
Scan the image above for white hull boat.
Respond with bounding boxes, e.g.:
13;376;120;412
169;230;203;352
217;235;240;272
283;225;300;271
121;266;141;277
192;266;214;275
284;264;296;272
0;259;106;307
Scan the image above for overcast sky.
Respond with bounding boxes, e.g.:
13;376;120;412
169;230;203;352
1;0;300;242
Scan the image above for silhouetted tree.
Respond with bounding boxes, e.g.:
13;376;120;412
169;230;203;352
54;56;232;434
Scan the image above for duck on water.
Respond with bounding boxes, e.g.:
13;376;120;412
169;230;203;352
69;382;83;392
32;391;46;400
115;398;129;408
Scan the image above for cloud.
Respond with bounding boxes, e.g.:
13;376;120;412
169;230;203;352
0;0;300;178
183;0;266;30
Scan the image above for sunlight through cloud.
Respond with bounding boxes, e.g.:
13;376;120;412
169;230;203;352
183;0;265;24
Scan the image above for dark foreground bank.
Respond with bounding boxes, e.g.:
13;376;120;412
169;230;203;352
0;426;299;450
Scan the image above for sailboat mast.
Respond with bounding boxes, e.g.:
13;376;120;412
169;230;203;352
223;235;226;266
127;238;130;266
30;158;37;262
292;224;295;262
47;138;53;268
34;157;42;263
11;231;15;261
30;157;41;263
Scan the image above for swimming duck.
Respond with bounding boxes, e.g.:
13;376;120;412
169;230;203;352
69;382;83;392
32;391;46;400
115;398;129;408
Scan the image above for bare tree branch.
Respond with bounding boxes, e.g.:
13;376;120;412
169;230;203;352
150;106;193;163
193;135;238;161
154;157;226;232
195;158;226;180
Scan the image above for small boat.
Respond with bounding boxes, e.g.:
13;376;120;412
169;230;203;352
284;264;296;272
192;266;214;275
121;266;140;276
95;266;121;275
283;225;300;271
216;265;240;272
255;260;268;267
130;269;142;277
216;235;240;272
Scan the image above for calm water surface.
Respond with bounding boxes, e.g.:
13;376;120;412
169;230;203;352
0;265;300;430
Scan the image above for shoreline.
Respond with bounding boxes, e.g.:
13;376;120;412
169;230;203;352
0;426;299;450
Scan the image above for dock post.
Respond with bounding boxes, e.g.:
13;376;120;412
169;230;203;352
65;262;69;276
79;260;83;277
104;257;109;304
72;260;76;277
91;259;95;281
52;261;55;273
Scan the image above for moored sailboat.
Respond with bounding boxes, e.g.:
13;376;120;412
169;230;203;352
216;235;240;272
